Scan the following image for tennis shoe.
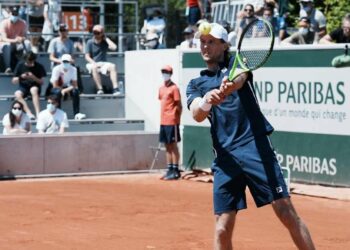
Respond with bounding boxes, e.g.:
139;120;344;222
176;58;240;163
163;169;180;180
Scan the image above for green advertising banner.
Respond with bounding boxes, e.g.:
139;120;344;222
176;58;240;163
181;46;350;187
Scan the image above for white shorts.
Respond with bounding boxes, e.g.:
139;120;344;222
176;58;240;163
86;62;114;75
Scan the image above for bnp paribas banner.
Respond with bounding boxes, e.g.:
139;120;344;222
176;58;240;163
181;47;350;186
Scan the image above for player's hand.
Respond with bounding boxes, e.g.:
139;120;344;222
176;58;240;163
220;73;248;96
204;89;225;106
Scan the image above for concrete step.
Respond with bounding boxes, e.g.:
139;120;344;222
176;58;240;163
0;118;144;133
0;94;125;119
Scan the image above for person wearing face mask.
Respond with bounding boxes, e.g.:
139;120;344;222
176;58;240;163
158;65;183;180
36;95;69;134
2;101;31;135
299;0;326;41
281;16;317;45
49;54;86;120
12;52;47;120
180;26;197;49
0;6;31;73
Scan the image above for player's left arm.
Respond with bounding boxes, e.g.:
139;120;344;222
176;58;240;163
220;73;248;97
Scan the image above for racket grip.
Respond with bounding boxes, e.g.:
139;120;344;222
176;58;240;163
228;68;249;81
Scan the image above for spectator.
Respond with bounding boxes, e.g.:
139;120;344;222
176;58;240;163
299;0;326;40
50;54;86;120
85;24;121;95
159;65;182;180
12;52;47;120
142;31;164;50
42;0;62;49
237;4;258;39
141;9;166;47
263;5;287;43
186;0;204;29
281;17;317;45
320;13;350;44
27;0;45;52
36;95;69;134
2;100;31;135
0;6;31;73
219;20;237;46
179;26;197;49
243;0;265;16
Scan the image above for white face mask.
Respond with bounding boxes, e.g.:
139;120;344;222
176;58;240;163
62;62;70;70
298;27;309;36
12;108;22;117
10;15;19;23
162;73;171;82
47;103;56;113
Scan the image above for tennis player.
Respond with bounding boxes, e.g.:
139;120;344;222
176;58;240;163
186;23;315;250
159;65;182;180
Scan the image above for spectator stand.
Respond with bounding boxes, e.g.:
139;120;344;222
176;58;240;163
0;0;144;133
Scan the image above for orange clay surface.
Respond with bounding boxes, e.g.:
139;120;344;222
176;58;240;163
0;174;349;250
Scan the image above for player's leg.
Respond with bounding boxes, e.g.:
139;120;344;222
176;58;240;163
214;211;236;250
15;89;34;119
272;197;315;250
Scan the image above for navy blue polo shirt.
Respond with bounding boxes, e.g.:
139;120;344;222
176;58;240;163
186;57;274;154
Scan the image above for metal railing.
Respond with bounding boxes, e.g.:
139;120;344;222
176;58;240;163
211;0;244;32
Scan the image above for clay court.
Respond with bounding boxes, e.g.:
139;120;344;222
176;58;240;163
0;173;349;250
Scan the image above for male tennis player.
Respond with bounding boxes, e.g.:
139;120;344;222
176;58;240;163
186;23;315;250
159;65;182;180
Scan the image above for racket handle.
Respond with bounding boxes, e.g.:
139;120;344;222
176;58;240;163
228;68;249;81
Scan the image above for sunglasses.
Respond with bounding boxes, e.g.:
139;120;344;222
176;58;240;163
244;9;253;12
12;107;22;110
59;29;67;32
93;31;101;35
47;101;56;104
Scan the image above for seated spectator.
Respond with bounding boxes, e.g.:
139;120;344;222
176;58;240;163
36;95;69;134
320;13;350;44
47;23;83;93
0;6;31;73
141;9;166;47
12;52;47;120
85;24;121;95
2;100;31;135
237;4;258;39
179;26;197;49
281;17;317;45
49;54;86;120
299;0;326;41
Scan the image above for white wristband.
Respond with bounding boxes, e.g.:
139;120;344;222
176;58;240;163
198;96;212;111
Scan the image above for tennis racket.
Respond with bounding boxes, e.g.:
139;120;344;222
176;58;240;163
228;18;275;81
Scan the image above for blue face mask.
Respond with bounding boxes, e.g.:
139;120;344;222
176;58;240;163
47;103;56;113
10;15;19;23
62;62;70;70
303;6;312;13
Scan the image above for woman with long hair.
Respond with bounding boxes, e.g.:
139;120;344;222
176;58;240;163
2;100;31;135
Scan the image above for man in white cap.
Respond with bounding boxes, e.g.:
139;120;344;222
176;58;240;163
186;22;316;250
50;54;86;120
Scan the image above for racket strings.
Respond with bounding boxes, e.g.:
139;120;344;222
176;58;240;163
239;20;273;69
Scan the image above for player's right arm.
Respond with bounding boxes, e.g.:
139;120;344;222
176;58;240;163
189;89;223;122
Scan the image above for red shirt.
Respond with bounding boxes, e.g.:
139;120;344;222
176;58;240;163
159;82;181;125
187;0;200;7
0;18;27;39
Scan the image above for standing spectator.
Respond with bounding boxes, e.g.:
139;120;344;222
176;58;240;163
299;0;326;40
159;65;182;180
85;24;121;95
237;4;257;39
49;54;86;120
2;100;31;135
186;22;315;250
42;0;62;49
27;0;45;52
186;0;204;29
0;6;31;73
36;95;69;134
179;26;197;49
243;0;265;16
263;6;287;43
12;52;47;120
320;13;350;44
281;17;317;45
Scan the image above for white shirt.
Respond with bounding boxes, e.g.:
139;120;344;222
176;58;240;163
300;9;327;32
50;64;77;87
2;113;30;135
36;108;69;133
